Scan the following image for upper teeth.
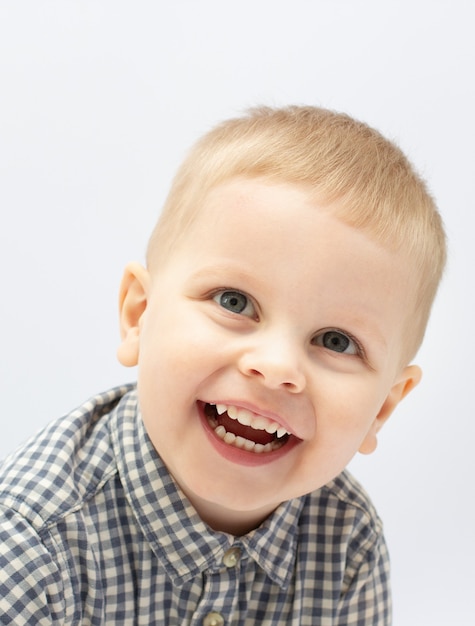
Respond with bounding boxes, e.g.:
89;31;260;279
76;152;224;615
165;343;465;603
215;403;289;439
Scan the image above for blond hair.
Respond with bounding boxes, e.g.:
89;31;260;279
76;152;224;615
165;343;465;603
147;105;446;358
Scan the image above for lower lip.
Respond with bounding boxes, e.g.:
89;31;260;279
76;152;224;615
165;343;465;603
197;402;300;467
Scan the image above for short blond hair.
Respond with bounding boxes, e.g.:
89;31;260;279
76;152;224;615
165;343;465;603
147;106;446;358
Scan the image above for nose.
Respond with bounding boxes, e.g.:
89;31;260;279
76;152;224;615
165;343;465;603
237;332;306;393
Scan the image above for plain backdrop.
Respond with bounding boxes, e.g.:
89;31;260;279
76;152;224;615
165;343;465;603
0;1;473;624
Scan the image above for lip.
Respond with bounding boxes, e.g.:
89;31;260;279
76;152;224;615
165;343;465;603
197;401;301;467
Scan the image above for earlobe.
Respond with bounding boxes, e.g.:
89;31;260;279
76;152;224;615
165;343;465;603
358;365;422;455
117;262;150;367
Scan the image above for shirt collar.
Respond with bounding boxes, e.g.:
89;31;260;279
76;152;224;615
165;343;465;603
109;388;302;589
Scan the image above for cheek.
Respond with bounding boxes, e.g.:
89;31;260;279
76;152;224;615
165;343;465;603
315;375;385;434
137;305;221;394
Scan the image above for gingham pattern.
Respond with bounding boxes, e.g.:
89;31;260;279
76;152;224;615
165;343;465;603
0;386;391;625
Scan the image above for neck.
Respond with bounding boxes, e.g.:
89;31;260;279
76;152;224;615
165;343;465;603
185;492;279;536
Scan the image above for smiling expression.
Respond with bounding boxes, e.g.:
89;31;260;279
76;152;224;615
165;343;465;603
118;178;421;533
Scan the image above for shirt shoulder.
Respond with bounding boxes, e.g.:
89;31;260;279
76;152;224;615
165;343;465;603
307;469;387;564
0;385;137;624
295;471;391;622
308;468;384;533
0;384;134;530
299;468;388;576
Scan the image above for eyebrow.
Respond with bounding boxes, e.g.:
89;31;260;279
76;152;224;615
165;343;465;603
187;265;260;286
345;318;388;350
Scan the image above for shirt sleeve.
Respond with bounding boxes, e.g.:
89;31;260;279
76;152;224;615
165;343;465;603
0;506;64;625
336;529;392;626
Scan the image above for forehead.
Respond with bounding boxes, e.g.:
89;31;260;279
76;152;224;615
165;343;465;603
183;177;396;264
171;177;415;304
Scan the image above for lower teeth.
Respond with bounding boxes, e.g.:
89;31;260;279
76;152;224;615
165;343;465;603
208;418;286;453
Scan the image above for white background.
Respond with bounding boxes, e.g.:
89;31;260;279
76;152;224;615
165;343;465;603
0;1;473;624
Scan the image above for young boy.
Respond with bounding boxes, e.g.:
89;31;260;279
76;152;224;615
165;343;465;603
0;106;446;625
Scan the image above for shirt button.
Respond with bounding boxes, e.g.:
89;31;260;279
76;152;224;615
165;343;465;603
203;612;225;626
222;546;241;568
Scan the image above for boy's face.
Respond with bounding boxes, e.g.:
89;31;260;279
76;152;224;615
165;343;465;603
118;178;421;534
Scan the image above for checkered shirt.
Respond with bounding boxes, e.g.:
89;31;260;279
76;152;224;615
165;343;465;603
0;385;391;625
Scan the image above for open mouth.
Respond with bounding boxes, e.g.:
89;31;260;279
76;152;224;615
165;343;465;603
204;402;291;453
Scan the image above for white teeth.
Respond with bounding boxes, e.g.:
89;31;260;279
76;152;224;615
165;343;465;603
223;432;236;445
206;402;291;454
243;438;255;451
252;416;269;431
215;425;226;438
211;421;283;453
234;436;246;449
226;405;238;419
216;404;290;437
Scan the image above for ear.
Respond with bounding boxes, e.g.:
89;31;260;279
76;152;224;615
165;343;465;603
117;262;150;367
358;365;422;455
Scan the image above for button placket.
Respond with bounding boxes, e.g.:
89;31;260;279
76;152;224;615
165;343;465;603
191;545;243;625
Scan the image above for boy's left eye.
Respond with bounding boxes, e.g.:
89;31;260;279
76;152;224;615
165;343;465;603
213;290;256;318
313;330;359;355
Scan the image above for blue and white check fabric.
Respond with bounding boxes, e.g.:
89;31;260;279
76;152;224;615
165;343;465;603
0;385;391;625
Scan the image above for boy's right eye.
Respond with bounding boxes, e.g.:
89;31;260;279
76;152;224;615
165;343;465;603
213;290;256;318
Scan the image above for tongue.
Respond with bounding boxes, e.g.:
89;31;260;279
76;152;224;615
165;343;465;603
218;413;275;445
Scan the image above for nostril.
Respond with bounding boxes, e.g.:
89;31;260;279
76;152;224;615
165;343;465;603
249;369;263;378
238;351;306;392
283;381;297;389
246;368;304;392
